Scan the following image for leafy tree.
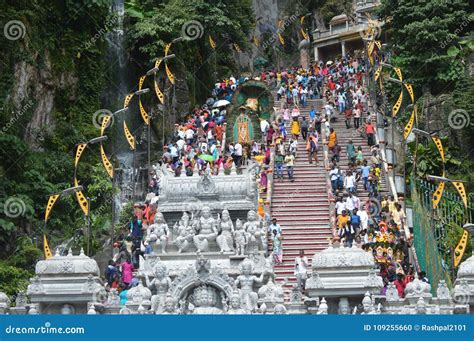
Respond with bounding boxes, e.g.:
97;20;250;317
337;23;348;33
377;0;471;94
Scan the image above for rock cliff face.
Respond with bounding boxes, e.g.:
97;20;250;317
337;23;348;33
7;50;78;149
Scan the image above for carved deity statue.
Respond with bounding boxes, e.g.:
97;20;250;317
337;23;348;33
147;212;169;254
227;290;246;314
216;209;235;253
243;210;266;253
173;212;195;253
233;219;247;256
193;206;218;252
190;284;223;314
161;294;177;315
338;297;350;315
144;261;172;313
235;259;266;312
273;304;287;314
258;274;284;305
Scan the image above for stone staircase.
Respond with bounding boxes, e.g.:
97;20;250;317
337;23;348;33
270;97;332;290
328;111;389;204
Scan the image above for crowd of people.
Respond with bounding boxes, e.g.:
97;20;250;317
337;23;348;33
102;55;423;303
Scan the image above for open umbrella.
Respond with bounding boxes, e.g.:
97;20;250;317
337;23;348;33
199;154;215;162
212;99;231;108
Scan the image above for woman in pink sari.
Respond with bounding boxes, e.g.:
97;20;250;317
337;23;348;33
121;258;134;286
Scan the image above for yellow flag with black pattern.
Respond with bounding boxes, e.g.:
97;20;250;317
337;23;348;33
403;107;416;140
432;171;445;209
123;121;135;150
431;136;445;163
74;177;89;216
75;143;87;168
452;182;467;208
101;115;111;136
138;75;146;90
43;234;53;259
123;93;134;109
100;144;114;178
165;63;175;84
155;58;162;69
164;43;172;57
209;34;216;49
44;194;60;223
454;230;469;267
139;99;149;125
154;79;164;104
404;83;414;103
392;91;403;117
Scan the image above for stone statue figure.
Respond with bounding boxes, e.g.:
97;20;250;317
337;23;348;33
338;297;350;315
258;274;284;305
233;219;247;256
144;261;172;313
243;210;266;253
60;304;75;315
147;212;169;254
173;212;195;253
235;258;266;313
193;206;218;252
190;284;223;314
227;290;246;314
161;294;177;314
361;292;375;314
216;209;235;253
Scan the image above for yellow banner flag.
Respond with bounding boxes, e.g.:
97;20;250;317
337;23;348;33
164;43;171;57
155;58;162;69
403;107;416;140
138;75;146;90
139;99;149;125
374;40;382;50
123;93;134;109
44;194;60;223
165;63;175;84
454;230;469;267
278;33;285;45
43;234;53;259
100;144;114;178
252;36;259;47
452;182;467;208
432;179;445;209
392;90;403;117
209;34;216;49
74;177;89;216
394;67;403;81
404;82;414;103
368;41;375;56
300;28;309;40
154;79;164;104
431;136;445;163
75;143;87;168
300;16;305;25
374;65;382;81
101;115;111;136
233;43;241;52
123;121;135;150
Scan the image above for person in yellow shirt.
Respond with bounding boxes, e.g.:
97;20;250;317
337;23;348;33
327;127;337;151
291;118;300;139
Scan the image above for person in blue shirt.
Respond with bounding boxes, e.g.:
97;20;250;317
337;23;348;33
309;106;316;122
350;208;361;236
360;160;371;191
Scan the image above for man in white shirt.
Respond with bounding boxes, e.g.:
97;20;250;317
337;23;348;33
294;250;309;290
357;206;369;231
335;197;346;216
268;218;282;237
344;171;356;193
234;142;243;167
260;119;269;137
185;128;195;144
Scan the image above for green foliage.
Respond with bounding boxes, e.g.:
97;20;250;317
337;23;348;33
377;0;471;94
126;0;255;103
0;262;32;298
